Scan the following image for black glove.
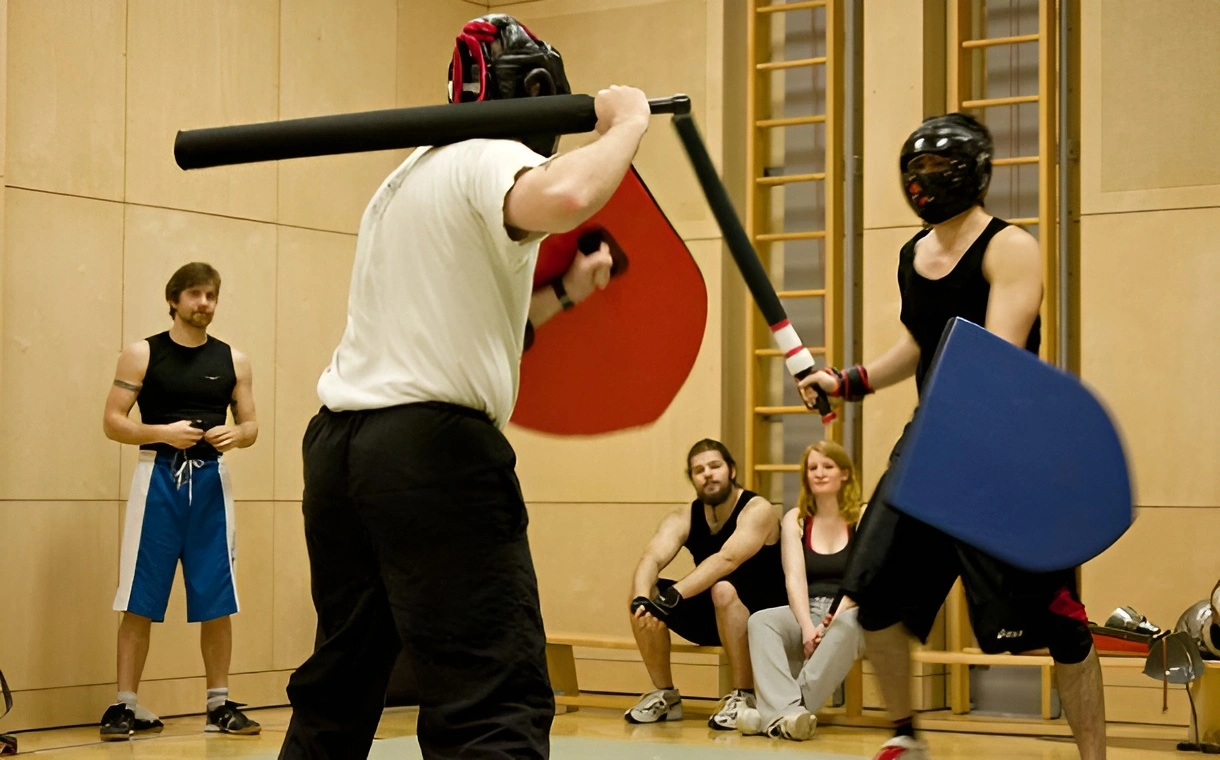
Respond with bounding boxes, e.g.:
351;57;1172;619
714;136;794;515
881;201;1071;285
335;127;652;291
631;586;684;622
825;364;874;402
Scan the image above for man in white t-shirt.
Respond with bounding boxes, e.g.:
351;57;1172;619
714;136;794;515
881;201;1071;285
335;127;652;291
279;14;652;760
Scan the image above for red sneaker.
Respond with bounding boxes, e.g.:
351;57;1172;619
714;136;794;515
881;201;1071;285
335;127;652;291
873;735;931;759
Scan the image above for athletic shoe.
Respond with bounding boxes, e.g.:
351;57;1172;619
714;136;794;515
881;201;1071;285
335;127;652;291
873;735;932;759
99;703;134;741
205;700;261;735
708;689;754;730
624;688;683;723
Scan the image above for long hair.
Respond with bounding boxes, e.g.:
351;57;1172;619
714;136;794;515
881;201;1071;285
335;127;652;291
795;440;861;525
685;438;739;485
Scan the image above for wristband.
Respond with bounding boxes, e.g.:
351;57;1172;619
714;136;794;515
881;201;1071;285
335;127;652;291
552;278;575;310
827;364;874;402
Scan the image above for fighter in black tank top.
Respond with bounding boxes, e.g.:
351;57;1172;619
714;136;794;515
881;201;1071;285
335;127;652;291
802;114;1103;760
685;489;784;595
898;216;1040;394
137;331;236;458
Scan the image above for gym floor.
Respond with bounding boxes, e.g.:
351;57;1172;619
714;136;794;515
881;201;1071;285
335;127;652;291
5;704;1191;758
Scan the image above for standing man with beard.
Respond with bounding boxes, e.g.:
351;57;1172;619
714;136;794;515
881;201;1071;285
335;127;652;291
626;439;786;731
98;262;261;741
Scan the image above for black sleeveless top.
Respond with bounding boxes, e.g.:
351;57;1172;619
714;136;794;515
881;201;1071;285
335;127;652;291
898;216;1041;393
137;332;236;458
686;489;783;593
802;516;854;599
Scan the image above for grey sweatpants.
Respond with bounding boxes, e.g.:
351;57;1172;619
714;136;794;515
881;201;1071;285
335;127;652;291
746;597;865;726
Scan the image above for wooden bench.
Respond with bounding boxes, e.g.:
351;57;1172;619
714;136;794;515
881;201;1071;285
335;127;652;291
912;646;1151;721
1187;660;1220;745
546;633;733;706
545;632;864;717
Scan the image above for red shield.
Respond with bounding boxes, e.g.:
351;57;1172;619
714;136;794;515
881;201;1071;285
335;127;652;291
511;167;707;435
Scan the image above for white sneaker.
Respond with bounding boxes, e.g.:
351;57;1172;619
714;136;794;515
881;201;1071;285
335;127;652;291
736;706;764;735
708;689;755;731
769;710;816;741
873;735;931;759
624;688;683;724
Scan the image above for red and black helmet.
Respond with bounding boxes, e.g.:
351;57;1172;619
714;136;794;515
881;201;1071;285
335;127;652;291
447;14;571;156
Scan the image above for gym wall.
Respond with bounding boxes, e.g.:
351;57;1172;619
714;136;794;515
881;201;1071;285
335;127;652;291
1075;0;1220;726
0;0;486;731
1;0;1217;734
0;0;748;730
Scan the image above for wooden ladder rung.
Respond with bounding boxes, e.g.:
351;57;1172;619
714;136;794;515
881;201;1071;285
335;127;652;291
757;56;827;71
993;156;1040;167
754;405;813;415
754;463;802;472
961;94;1039;109
1009;217;1039;226
757;0;826;13
961;33;1041;49
756;230;826;243
757;172;826;186
755;347;825;357
756;114;826;128
777;288;826;298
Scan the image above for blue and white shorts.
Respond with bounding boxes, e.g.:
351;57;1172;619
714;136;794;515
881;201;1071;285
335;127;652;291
113;450;239;623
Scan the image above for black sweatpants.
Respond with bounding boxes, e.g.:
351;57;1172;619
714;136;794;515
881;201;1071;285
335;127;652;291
279;402;554;760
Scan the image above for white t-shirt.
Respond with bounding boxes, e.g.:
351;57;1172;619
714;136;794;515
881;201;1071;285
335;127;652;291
316;139;550;428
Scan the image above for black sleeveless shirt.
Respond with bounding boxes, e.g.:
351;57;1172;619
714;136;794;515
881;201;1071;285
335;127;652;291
898;216;1041;393
802;515;854;599
137;331;236;458
686;489;783;593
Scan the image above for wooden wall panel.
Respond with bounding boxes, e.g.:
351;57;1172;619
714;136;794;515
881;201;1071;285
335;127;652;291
1080;0;1220;215
6;0;126;200
0;190;124;501
862;0;932;231
398;0;484;108
510;0;717;242
1084;507;1220;637
278;0;408;234
1079;209;1220;507
530;501;694;639
859;227;919;495
273;501;316;672
0;501;119;691
125;0;279;221
273;228;357;501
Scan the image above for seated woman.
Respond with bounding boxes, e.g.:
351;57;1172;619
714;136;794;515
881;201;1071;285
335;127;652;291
737;440;865;740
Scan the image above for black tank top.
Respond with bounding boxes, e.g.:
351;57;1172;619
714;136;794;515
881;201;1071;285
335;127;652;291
898;216;1041;393
686;489;783;593
802;516;853;599
137;331;236;458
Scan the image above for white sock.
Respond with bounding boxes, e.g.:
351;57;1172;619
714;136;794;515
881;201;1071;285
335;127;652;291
133;703;159;722
117;690;136;711
207;687;228;713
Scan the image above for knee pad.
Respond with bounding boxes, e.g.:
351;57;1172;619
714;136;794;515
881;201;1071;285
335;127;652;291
1046;616;1094;664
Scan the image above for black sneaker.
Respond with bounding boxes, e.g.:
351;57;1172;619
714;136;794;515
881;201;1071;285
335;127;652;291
205;700;261;735
99;703;134;741
133;716;164;735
